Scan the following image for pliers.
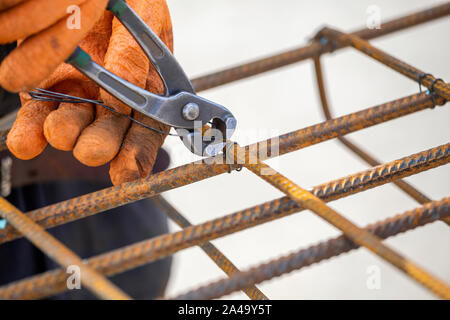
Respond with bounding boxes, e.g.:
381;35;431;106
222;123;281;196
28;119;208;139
66;0;236;157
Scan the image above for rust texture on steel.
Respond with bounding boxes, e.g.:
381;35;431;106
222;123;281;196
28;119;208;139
318;27;449;101
1;143;447;300
172;197;450;300
236;146;450;298
152;195;268;300
0;3;448;300
191;3;450;91
0;91;445;246
0;3;448;152
312;55;450;227
0;198;131;300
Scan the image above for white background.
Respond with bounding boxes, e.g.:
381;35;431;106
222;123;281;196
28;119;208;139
162;0;450;299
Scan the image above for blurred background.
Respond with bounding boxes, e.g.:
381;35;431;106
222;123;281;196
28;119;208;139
162;0;450;299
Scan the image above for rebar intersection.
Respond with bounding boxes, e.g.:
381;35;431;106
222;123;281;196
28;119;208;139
0;3;449;300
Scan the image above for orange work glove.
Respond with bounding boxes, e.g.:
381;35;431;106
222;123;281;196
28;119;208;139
0;0;173;185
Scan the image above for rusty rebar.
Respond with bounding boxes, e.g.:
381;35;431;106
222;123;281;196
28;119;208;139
318;27;450;101
152;195;268;300
0;4;446;301
0;90;444;246
311;55;450;226
0;197;131;300
234;147;450;299
171;197;450;300
0;3;448;153
191;3;450;91
1;143;447;299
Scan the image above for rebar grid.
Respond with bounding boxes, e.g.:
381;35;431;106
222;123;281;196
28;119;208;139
234;146;450;299
0;198;130;300
151;195;268;300
171;197;450;300
1;143;448;299
311;56;450;227
0;3;448;300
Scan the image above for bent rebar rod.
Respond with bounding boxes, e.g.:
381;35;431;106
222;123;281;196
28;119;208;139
0;91;445;246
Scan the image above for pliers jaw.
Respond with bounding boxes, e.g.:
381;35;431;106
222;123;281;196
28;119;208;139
179;115;237;157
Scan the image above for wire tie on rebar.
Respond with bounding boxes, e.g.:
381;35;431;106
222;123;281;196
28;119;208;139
224;141;242;173
312;33;337;54
426;78;444;108
417;73;432;93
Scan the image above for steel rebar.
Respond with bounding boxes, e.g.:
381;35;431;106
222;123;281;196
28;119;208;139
0;4;449;152
0;90;444;246
311;54;450;226
171;197;450;300
234;146;450;299
191;3;450;91
0;197;131;300
1;143;447;299
152;195;268;300
319;27;450;101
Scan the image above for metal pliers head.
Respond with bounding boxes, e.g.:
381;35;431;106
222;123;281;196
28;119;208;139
67;0;236;157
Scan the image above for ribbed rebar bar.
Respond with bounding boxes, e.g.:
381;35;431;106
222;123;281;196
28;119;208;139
311;55;450;226
0;143;447;299
152;195;268;300
191;3;450;91
319;27;450;101
0;198;131;300
0;3;446;301
171;197;450;300
0;3;448;153
234;146;450;299
0;91;444;246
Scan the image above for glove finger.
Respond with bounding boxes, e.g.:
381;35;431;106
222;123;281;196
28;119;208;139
110;2;173;185
0;0;26;11
0;0;108;92
74;0;162;167
109;109;169;186
39;11;113;152
73;110;130;167
109;67;169;185
6;98;58;160
43;84;94;151
0;0;87;44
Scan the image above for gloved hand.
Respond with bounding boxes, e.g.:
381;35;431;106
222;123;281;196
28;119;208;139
0;0;173;185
